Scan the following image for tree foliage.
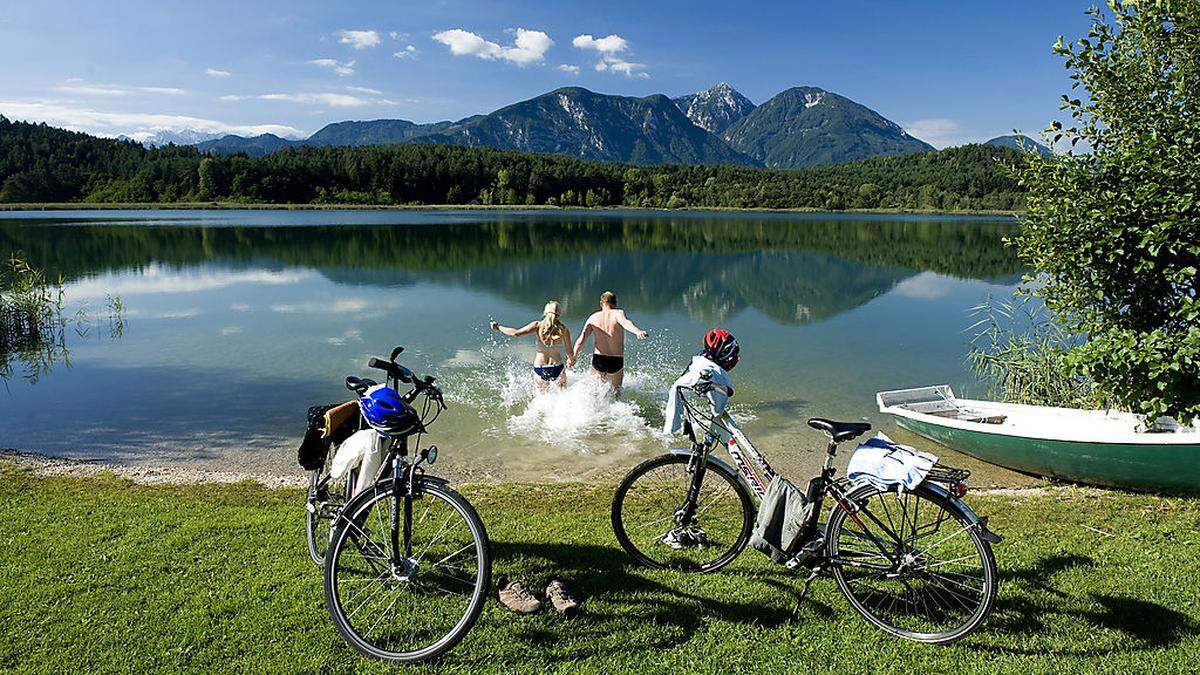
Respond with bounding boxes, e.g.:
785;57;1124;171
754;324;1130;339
0;116;1025;211
1014;1;1200;421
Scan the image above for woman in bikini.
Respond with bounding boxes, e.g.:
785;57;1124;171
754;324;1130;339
490;300;576;389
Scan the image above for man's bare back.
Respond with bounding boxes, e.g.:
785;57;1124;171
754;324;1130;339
573;292;648;390
585;308;630;356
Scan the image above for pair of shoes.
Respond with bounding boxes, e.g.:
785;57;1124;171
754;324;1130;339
497;579;581;616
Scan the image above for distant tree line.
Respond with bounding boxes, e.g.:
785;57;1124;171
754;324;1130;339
0;116;1026;211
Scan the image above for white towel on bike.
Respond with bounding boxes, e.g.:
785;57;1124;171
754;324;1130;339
330;429;387;496
847;433;938;492
663;355;733;435
330;429;375;480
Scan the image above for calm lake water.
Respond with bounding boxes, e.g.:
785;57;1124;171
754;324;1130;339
0;209;1029;483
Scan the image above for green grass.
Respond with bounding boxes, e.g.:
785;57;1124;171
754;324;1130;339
1;465;1198;674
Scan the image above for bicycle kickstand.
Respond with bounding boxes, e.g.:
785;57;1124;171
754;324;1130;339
791;567;821;617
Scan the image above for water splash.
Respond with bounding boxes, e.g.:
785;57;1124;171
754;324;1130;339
442;326;689;453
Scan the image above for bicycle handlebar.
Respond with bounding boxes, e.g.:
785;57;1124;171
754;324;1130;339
367;354;444;408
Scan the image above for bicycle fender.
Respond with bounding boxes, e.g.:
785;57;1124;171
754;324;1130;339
920;482;1004;544
668;448;757;498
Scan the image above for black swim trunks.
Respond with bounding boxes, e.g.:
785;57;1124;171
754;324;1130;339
591;353;624;374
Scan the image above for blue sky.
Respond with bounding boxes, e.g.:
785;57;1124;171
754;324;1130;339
0;0;1096;147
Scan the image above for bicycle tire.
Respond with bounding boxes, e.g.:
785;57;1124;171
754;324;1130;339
324;478;491;663
611;453;755;573
306;463;355;567
825;482;997;644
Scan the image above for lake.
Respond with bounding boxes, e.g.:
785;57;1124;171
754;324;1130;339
0;209;1031;484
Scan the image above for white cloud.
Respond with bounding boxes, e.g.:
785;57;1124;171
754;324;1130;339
393;44;418;59
260;92;375;107
595;56;649;78
557;64;580;75
572;34;648;78
345;85;383;95
220;326;243;336
63;267;311;300
338;30;381;50
55;80;187;96
572;34;628;54
901;118;992;149
0;99;303;140
204;68;231;77
271;298;370;314
892;272;954;300
309;58;356;76
433;27;553;66
155;309;201;319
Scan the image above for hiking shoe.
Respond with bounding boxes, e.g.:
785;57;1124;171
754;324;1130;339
546;580;580;615
498;580;542;615
661;527;707;550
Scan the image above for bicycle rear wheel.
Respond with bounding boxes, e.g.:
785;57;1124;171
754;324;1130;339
324;479;491;663
826;483;997;644
306;455;355;567
611;453;754;573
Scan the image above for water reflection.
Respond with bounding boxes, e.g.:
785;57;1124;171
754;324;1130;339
0;210;1021;480
1;211;1019;325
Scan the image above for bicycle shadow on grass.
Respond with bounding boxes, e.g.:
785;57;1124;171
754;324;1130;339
970;553;1199;657
460;540;818;662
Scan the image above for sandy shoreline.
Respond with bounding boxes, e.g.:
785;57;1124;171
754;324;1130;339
0;448;1079;497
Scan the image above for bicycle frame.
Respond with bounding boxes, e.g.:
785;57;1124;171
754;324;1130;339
677;391;885;550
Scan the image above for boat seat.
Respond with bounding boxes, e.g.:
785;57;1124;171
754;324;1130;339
807;418;872;442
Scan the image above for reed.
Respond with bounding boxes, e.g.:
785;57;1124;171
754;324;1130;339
966;294;1119;410
0;254;70;381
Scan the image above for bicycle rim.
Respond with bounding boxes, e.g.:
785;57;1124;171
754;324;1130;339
612;454;753;573
324;481;490;663
307;463;353;567
827;485;996;643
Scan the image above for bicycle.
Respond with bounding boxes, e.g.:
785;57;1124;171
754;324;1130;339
611;381;1001;644
322;347;492;664
306;429;357;566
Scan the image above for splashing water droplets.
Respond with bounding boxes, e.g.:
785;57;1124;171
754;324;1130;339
441;327;686;453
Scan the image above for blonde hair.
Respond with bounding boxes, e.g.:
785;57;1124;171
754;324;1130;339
600;290;617;307
539;300;565;344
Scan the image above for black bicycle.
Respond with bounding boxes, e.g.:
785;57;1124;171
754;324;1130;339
307;437;357;566
322;347;492;664
611;381;1001;644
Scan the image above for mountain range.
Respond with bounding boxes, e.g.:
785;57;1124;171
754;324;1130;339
190;83;1003;168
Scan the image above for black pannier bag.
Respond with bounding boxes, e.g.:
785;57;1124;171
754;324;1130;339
297;404;336;471
297;403;361;471
749;475;816;563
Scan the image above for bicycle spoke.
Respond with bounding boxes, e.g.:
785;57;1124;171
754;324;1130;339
831;487;992;642
329;485;486;661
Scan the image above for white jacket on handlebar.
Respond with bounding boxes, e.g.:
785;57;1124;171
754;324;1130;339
663;355;733;436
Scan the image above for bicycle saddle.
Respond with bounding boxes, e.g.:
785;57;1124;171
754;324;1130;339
345;375;377;395
807;418;872;442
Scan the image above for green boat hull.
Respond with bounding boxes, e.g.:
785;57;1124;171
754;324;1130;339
895;416;1200;494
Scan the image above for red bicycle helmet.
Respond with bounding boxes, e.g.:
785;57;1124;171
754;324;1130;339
702;329;740;370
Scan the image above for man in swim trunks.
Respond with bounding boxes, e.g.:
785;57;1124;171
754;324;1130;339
573;291;648;391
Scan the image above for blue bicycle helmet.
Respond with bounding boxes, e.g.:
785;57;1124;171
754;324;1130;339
358;384;421;437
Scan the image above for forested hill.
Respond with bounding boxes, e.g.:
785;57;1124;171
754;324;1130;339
0;116;1025;211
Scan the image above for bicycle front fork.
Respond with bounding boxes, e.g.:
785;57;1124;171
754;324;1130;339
675;443;711;526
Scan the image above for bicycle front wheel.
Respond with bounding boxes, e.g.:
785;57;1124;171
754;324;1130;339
324;479;491;663
611;453;754;573
826;483;997;644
